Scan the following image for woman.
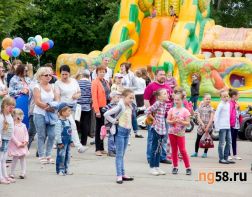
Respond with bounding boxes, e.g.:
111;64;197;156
0;62;8;105
134;69;146;107
6;59;22;87
141;68;151;86
55;65;87;153
9;64;31;128
91;65;110;156
77;69;92;146
33;67;59;164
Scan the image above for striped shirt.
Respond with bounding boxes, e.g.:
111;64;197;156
77;79;92;111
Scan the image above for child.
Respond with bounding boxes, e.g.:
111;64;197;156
169;6;176;17
8;109;29;179
55;103;75;176
104;89;135;184
214;90;235;164
111;73;124;93
102;91;121;157
0;96;16;184
166;71;177;90
146;89;169;176
229;89;242;160
191;93;214;158
167;93;191;175
190;74;200;111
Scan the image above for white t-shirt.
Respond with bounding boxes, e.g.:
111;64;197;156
92;67;113;82
55;78;80;103
0;113;14;140
134;76;146;95
214;101;230;131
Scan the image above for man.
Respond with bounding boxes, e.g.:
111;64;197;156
91;57;113;83
144;69;173;164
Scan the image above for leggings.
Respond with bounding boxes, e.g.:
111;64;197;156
230;128;238;156
195;133;208;154
11;156;26;176
0;152;8;180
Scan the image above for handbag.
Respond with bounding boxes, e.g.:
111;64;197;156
100;125;107;140
74;104;82;122
199;133;214;149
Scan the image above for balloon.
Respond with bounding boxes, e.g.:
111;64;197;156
6;47;13;57
41;42;50;51
12;47;21;58
30;41;36;49
28;37;34;43
35;35;42;43
12;37;25;50
2;38;13;49
48;40;54;49
34;46;43;55
42;38;49;42
37;41;42;47
1;50;10;60
23;44;31;53
30;50;36;57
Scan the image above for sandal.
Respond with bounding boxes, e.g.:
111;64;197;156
6;177;16;183
0;179;10;184
39;157;48;165
9;174;15;179
19;174;26;179
46;157;55;164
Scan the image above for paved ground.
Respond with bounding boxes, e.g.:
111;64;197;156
1;129;252;197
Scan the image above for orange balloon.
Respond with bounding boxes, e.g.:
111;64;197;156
2;38;13;49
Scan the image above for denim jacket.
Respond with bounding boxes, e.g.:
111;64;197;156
9;75;31;97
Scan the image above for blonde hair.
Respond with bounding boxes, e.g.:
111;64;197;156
34;67;52;81
1;96;16;113
13;108;24;121
26;63;33;78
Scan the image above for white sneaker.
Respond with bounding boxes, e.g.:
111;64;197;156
156;167;166;175
234;155;242;160
149;168;159;176
128;141;131;146
228;156;232;161
78;146;89;153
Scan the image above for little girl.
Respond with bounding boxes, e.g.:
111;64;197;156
214;90;235;164
111;73;124;93
167;93;191;175
191;93;214;158
0;96;16;184
146;88;169;176
55;103;74;176
8;109;29;179
229;89;242;160
104;89;135;184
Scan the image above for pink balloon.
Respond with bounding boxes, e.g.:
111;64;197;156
6;47;12;57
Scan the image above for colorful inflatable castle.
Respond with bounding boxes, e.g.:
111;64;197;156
56;0;252;108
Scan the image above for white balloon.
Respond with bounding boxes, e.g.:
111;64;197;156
35;35;42;43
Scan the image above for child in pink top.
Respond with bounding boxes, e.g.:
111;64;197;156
167;93;191;175
8;109;29;179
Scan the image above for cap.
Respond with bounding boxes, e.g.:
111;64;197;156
114;73;123;78
110;91;122;98
58;102;72;112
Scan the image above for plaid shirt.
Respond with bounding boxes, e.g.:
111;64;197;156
197;104;214;135
146;101;170;135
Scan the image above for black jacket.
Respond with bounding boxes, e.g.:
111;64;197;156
191;79;200;96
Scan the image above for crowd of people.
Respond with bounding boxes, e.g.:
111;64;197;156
0;57;243;184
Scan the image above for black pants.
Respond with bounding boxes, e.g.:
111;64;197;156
195;133;208;153
135;94;144;107
95;109;104;151
79;111;92;146
230;128;238;156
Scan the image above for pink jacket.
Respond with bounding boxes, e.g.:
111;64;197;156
230;100;242;128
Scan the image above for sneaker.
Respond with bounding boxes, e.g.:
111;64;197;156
65;171;74;175
201;153;207;158
234;155;242;160
186;168;192;175
6;177;16;183
78;146;88;153
19;174;25;179
172;168;178;175
228;156;232;160
122;176;134;181
128;141;131;146
135;134;144;138
149;168;159;176
191;153;198;157
160;159;172;164
227;160;236;164
57;171;66;176
219;159;229;164
107;152;116;157
116;176;123;184
156;167;166;175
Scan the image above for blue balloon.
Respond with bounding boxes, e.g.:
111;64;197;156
48;40;54;49
12;47;21;58
34;46;43;55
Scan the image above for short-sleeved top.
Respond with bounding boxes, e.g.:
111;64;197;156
0;79;7;104
144;82;173;107
0;113;14;140
197;104;214;135
168;107;190;136
119;106;132;129
77;79;92;111
55;78;80;103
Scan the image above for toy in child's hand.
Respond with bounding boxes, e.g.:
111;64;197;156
145;114;155;125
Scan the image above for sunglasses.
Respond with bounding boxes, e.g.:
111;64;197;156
42;74;52;77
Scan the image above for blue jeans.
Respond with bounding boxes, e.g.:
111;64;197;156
218;129;231;161
150;129;164;168
33;114;56;158
147;122;168;162
115;126;131;176
132;104;138;133
190;96;199;111
108;133;116;154
56;143;71;174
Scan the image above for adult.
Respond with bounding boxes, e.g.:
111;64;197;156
33;67;59;164
141;68;151;86
9;64;31;128
91;65;110;156
120;62;143;138
92;57;113;83
43;63;57;84
144;69;173;164
134;69;146;108
6;59;22;87
0;62;8;105
55;65;87;153
77;69;92;146
190;73;200;111
166;71;177;90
